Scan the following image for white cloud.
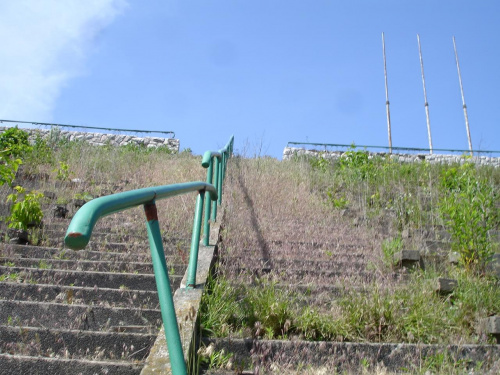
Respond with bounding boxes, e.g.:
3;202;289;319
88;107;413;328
0;0;127;121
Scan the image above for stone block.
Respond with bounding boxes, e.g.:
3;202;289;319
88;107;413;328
435;278;457;295
421;240;451;255
448;252;460;265
395;250;421;269
480;316;500;343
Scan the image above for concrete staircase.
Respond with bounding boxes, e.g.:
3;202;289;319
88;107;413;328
199;158;500;374
0;202;189;374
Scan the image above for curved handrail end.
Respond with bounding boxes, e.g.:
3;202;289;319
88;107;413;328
202;150;222;168
202;185;218;202
65;231;91;250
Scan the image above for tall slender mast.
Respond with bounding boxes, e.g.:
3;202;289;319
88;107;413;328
382;32;393;154
453;36;473;156
417;34;433;154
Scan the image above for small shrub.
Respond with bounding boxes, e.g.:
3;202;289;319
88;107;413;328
0;150;22;187
439;163;498;270
309;152;330;173
326;187;349;209
53;161;72;181
0;126;32;157
381;237;403;268
24;136;55;166
6;186;44;231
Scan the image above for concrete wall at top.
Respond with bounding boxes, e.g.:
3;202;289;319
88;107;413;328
0;126;180;153
283;147;500;167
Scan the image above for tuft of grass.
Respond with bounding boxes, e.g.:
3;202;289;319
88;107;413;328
381;237;403;268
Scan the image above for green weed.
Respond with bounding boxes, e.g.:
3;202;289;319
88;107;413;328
439;163;498;270
197;344;234;371
381;237;403;268
6;186;44;231
0;150;22;187
53;161;72;181
0;126;32;157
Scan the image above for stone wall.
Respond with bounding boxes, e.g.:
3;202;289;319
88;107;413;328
0;126;180;153
283;147;500;167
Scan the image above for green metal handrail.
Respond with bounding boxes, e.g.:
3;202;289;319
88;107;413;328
201;135;234;246
64;182;217;375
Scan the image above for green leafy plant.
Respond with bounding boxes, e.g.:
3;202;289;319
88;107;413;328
198;344;234;371
338;144;374;180
74;192;94;202
53;161;72;181
6;186;44;230
382;237;403;268
0;126;32;157
25;135;55;166
439;163;498;270
0;150;22;187
309;152;330;173
326;187;349;209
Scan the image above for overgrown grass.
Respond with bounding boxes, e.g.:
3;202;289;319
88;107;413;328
0;129;205;245
203;151;499;349
201;268;500;345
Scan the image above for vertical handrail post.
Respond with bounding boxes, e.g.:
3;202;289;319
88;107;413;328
211;158;219;221
186;191;205;288
202;159;213;246
217;154;223;206
143;201;187;375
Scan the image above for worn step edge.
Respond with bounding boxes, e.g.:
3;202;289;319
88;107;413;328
0;282;160;309
202;338;500;373
0;266;182;290
0;325;156;361
1;257;186;274
0;300;162;330
0;243;184;262
0;353;144;375
221;257;366;268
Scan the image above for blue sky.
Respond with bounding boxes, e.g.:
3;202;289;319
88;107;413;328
1;1;499;158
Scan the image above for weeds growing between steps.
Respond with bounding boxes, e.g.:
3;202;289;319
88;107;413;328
0;127;204;247
200;151;499;349
201;268;500;345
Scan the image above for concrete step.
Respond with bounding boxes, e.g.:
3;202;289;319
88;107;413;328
41;227;190;246
226;247;368;261
0;282;160;309
1;257;186;274
221;256;366;271
0;353;143;375
0;326;156;361
201;338;500;374
0;243;187;264
0;266;182;291
223;268;386;285
41;239;147;253
221;259;367;275
0;300;161;330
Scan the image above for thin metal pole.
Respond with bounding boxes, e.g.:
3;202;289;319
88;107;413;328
211;159;219;221
382;32;393;154
417;34;433;154
143;202;187;375
186;192;205;288
453;36;473;156
203;159;213;246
